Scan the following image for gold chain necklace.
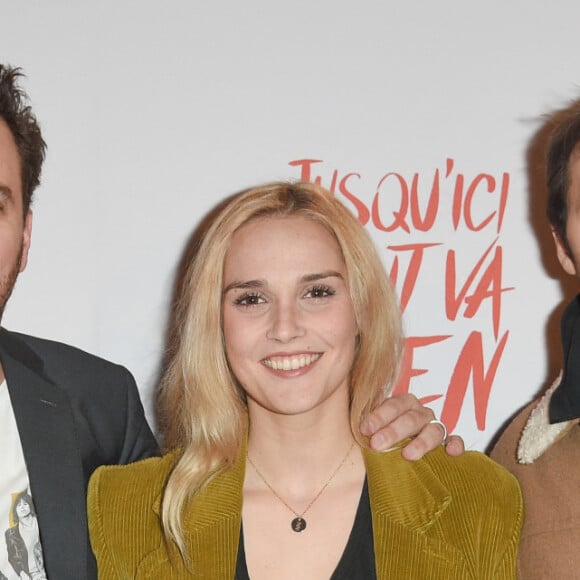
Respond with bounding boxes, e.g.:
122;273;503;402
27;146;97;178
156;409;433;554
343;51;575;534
246;441;355;533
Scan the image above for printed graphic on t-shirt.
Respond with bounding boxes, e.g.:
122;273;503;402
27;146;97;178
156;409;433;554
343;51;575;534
0;381;48;580
2;489;47;580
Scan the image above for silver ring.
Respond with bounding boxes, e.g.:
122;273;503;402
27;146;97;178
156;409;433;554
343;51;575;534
429;419;448;445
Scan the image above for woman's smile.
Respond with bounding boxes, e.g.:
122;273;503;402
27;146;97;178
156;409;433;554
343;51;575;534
261;352;322;372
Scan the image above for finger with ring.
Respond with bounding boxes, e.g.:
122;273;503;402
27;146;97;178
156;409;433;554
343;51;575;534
429;419;448;445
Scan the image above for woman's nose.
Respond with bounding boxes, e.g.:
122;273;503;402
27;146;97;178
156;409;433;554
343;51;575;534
266;302;305;343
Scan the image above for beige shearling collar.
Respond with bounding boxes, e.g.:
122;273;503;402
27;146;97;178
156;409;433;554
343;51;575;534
517;371;580;464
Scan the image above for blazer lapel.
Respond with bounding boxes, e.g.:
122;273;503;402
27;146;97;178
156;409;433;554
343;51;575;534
183;457;244;579
364;447;462;578
137;447;246;580
0;329;88;580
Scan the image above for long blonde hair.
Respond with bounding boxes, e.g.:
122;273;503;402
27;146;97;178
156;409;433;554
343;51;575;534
158;181;403;555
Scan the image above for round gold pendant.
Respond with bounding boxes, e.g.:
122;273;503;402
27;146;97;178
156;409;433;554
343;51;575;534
291;517;306;532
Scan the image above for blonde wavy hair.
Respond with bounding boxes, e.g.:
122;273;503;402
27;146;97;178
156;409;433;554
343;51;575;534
158;181;403;556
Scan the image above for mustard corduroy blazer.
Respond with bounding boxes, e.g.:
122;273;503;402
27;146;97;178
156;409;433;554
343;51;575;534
88;444;522;579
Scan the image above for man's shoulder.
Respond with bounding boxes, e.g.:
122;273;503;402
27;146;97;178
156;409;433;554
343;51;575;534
0;328;133;389
0;328;122;365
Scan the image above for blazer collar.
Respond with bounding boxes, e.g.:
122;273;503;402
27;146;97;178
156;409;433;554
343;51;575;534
364;446;458;577
364;446;451;528
517;371;579;464
146;444;246;579
0;327;45;377
0;328;74;441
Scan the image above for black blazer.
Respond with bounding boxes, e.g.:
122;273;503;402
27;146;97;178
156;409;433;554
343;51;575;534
0;328;159;580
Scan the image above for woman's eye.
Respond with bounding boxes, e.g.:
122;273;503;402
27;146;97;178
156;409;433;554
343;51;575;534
234;293;265;307
304;285;335;299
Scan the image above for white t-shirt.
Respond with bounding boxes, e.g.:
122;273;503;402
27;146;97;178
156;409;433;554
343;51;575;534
0;380;47;580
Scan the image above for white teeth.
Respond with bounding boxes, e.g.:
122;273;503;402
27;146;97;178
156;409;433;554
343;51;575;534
263;353;321;371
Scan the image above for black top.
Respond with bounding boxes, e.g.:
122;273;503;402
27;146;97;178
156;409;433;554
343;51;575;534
235;478;376;579
550;294;580;422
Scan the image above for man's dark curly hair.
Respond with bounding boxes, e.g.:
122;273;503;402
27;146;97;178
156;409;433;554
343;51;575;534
0;65;46;215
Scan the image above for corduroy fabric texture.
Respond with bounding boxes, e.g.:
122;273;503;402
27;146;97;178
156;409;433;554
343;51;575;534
88;444;522;579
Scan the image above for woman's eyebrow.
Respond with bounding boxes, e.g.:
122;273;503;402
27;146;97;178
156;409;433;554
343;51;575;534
300;271;344;283
223;279;266;294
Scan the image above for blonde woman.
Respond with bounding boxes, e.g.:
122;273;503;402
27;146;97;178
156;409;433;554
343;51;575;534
88;182;522;579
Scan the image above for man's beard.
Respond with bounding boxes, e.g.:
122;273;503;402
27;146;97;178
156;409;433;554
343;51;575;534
0;244;23;323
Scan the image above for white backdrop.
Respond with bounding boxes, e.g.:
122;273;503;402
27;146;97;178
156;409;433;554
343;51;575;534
1;1;578;450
